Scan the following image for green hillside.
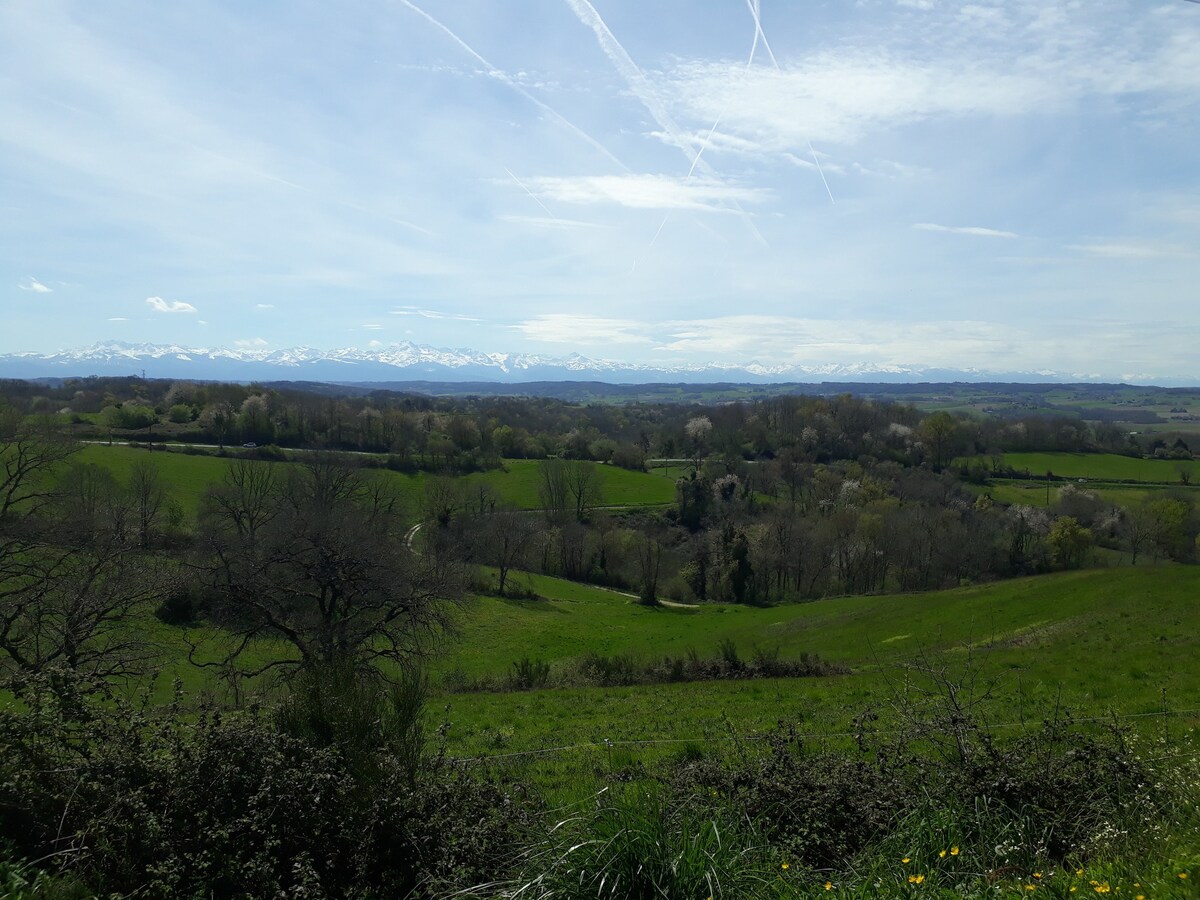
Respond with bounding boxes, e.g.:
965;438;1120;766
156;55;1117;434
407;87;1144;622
437;567;1200;757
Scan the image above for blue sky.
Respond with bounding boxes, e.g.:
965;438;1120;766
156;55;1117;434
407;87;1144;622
2;0;1198;379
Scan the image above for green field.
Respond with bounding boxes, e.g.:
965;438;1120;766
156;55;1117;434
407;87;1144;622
75;445;677;518
463;459;676;509
1000;452;1198;483
432;567;1200;763
973;479;1198;509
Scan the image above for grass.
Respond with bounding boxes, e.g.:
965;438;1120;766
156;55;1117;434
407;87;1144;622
76;444;241;517
971;479;1197;509
997;452;1198;484
463;459;677;509
75;445;677;520
434;567;1200;767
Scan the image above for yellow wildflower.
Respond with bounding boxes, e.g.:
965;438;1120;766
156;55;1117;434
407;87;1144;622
902;857;911;864
1025;886;1036;892
950;847;960;856
938;850;947;859
781;863;789;871
825;882;833;891
1180;872;1189;880
907;874;925;884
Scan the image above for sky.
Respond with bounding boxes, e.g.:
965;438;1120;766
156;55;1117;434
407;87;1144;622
2;0;1199;380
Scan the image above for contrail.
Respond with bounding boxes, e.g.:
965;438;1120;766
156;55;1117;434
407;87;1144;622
640;5;765;261
747;0;835;204
397;0;627;171
745;0;779;69
565;0;766;246
809;142;835;205
504;167;558;220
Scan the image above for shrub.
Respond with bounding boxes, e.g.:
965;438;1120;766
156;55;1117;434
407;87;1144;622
508;656;551;691
0;671;537;898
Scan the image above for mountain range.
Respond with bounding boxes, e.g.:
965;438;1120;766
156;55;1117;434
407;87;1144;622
0;341;1194;386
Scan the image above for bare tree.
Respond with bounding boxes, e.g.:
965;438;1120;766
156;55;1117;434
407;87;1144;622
635;523;667;605
129;457;166;548
0;536;172;682
0;414;172;683
196;457;466;679
200;458;279;545
565;459;601;521
537;458;570;523
477;508;538;595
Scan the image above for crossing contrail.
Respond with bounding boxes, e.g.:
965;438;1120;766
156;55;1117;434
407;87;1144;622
397;0;628;172
640;3;767;261
747;0;835;204
745;0;780;69
565;0;767;246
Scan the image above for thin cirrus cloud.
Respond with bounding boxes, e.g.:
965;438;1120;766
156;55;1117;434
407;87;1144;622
654;10;1200;151
520;175;770;212
390;307;483;323
18;277;52;293
913;223;1019;238
146;297;198;314
1069;242;1196;260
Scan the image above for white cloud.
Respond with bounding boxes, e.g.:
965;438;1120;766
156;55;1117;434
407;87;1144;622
914;223;1019;238
361;323;383;330
146;296;198;314
655;10;1200;148
255;303;275;309
107;316;128;322
510;314;653;345
522;175;769;212
18;277;52;293
368;339;383;347
233;337;268;348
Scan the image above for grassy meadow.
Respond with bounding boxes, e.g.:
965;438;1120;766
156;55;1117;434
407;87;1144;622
76;444;677;517
999;451;1199;483
436;567;1200;761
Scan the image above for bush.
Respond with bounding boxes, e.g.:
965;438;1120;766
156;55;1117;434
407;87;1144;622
508;657;551;691
0;671;537;898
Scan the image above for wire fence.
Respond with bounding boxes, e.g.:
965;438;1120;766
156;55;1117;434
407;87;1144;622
447;706;1200;764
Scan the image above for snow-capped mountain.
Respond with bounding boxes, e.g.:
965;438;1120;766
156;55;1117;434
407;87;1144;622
0;341;1191;385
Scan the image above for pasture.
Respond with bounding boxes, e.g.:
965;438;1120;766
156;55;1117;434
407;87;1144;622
1000;451;1198;483
74;444;678;518
438;566;1200;765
